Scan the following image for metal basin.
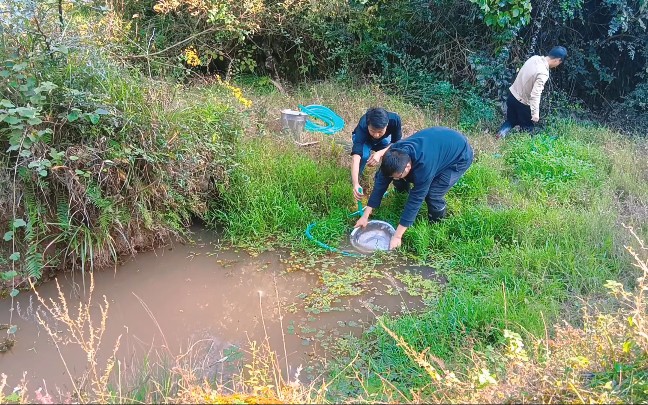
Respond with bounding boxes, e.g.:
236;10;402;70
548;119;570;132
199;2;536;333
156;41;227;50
350;220;396;254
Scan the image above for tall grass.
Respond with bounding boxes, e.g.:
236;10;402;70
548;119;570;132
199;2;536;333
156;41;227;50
322;227;648;403
207;138;354;249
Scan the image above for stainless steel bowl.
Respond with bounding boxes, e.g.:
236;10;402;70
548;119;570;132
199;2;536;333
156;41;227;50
349;220;396;254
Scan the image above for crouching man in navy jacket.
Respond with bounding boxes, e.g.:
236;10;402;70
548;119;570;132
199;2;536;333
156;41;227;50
354;127;474;250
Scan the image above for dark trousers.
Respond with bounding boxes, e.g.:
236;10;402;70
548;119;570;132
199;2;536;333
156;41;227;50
498;91;534;136
393;144;473;216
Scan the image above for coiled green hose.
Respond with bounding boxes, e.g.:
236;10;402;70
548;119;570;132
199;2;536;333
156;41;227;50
298;104;345;135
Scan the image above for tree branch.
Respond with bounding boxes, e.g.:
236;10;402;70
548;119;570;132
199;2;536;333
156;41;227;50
125;27;218;59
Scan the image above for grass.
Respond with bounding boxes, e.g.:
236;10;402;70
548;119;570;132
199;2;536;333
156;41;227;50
1;73;647;402
206;137;353;250
2;2;647;402
203;83;646;401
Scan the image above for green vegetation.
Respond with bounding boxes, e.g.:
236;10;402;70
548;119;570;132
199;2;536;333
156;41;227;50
193;82;646;402
208;139;351;249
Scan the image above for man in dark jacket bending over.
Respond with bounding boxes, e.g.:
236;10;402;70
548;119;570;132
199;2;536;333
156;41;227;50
354;127;473;250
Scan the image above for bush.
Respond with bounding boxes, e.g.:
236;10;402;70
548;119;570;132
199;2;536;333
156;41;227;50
0;1;246;287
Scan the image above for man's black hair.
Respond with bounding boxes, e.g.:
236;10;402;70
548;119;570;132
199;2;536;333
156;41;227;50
548;46;568;62
366;107;389;129
380;148;410;177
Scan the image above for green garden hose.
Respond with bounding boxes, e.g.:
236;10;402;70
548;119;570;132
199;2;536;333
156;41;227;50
304;188;390;257
304;222;362;258
298;104;345;135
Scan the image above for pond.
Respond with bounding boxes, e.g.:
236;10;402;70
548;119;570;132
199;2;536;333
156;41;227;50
0;227;441;399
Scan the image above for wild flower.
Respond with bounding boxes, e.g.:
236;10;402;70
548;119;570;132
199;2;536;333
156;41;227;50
184;47;201;67
215;74;253;108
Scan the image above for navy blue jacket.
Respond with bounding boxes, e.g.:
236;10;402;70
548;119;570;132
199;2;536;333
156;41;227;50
367;127;470;227
351;112;402;156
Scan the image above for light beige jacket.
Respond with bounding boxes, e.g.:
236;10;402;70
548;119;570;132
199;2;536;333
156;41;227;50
509;55;549;121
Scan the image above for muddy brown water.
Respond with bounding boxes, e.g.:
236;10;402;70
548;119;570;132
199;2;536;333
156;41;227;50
0;228;435;398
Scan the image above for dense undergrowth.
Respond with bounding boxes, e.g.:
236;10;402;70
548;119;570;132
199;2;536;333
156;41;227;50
1;1;648;403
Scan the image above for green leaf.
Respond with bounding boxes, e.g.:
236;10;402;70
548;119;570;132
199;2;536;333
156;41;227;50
15;107;36;118
39;169;48;177
27;117;42;125
3;231;13;241
0;70;9;78
69;155;79;161
1;270;18;280
12;62;27;72
9;252;20;261
8;132;22;145
29;95;46;104
95;108;109;115
19;149;32;157
67;110;81;122
88;113;100;125
0;99;14;108
13;219;27;228
3;115;20;125
10;289;19;297
8;325;17;334
35;81;58;93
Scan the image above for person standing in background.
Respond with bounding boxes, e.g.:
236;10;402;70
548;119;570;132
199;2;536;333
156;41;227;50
496;46;568;139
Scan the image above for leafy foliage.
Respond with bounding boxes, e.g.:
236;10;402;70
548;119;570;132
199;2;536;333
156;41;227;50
111;0;647;131
0;0;246;283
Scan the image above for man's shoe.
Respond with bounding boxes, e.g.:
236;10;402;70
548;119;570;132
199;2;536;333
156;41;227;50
428;207;447;223
496;122;512;139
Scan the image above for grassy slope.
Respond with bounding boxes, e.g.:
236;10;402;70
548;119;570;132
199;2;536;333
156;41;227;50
210;79;648;401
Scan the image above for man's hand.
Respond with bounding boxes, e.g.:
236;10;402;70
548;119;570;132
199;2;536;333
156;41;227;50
353;185;364;201
531;115;540;123
368;149;387;167
354;216;369;229
389;235;402;250
390;224;407;250
367;152;380;167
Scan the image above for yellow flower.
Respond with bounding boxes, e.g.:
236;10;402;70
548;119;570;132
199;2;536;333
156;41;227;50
214;75;252;108
184;47;201;67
